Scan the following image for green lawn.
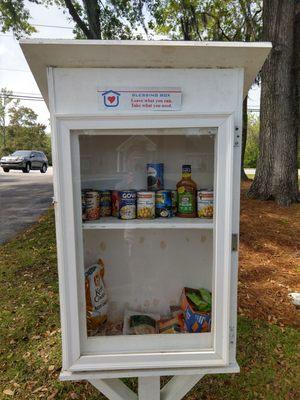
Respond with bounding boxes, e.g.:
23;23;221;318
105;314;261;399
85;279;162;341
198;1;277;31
0;209;299;399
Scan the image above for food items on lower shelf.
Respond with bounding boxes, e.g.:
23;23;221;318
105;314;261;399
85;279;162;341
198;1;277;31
158;315;182;334
130;315;157;334
155;190;173;218
197;190;214;218
123;310;160;335
119;190;137;220
180;287;212;333
137;191;155;219
85;259;108;335
147;163;164;190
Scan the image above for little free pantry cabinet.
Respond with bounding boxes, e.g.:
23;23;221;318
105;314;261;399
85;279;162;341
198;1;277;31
20;40;270;400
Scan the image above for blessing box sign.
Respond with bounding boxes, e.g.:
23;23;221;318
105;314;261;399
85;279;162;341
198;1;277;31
98;87;182;111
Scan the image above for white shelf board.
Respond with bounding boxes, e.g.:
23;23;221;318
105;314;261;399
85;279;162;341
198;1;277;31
82;217;213;230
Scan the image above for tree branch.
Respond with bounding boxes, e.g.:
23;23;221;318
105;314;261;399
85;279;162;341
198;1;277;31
63;0;92;39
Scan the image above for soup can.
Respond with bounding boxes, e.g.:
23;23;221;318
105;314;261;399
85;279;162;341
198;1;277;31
197;190;214;218
137;191;155;219
111;190;119;217
85;191;100;220
147;163;164;190
171;190;178;216
155;190;172;218
99;190;112;217
119;190;137;220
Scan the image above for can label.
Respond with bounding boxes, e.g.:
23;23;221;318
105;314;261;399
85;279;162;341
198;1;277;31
178;186;194;214
155;190;172;218
119;190;137;220
147;163;164;190
137;191;155;219
99;190;112;217
111;190;119;217
171;190;177;216
85;191;100;220
197;190;213;218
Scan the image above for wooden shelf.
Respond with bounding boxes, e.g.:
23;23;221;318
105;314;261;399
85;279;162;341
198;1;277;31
82;217;214;230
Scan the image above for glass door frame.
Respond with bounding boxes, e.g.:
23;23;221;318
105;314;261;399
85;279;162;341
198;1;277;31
52;113;234;372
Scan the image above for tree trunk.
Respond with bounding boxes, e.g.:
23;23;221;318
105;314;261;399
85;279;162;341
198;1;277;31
295;1;300;170
248;0;299;205
241;96;250;181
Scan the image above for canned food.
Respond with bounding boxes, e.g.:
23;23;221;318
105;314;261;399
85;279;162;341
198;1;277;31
85;191;100;220
171;190;177;216
119;190;137;220
137;191;155;219
111;190;119;217
147;163;164;190
99;190;112;217
197;190;214;218
155;190;172;218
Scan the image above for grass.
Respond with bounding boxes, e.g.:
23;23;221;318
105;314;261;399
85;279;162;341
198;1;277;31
0;209;299;399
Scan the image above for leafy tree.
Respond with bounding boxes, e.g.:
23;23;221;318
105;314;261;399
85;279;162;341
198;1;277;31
0;0;149;39
0;0;36;38
0;88;13;151
1;103;52;164
151;0;262;180
244;113;259;168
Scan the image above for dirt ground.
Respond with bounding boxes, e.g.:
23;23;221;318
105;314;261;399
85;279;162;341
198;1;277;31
238;182;300;328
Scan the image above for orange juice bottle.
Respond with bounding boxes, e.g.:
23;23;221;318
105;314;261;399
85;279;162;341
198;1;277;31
176;165;197;218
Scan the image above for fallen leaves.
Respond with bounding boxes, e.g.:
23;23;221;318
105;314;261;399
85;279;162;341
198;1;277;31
3;389;14;396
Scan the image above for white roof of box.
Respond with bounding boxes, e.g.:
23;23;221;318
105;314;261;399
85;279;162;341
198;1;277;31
20;39;271;107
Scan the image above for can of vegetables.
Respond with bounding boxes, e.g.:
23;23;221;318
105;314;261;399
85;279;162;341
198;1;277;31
137;191;155;219
197;190;213;218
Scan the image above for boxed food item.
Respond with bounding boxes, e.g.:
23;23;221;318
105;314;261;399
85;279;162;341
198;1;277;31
180;287;211;333
85;259;108;335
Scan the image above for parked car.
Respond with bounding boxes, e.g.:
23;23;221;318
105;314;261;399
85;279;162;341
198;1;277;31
0;150;48;173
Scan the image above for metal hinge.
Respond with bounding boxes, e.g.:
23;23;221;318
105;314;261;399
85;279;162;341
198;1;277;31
232;234;239;251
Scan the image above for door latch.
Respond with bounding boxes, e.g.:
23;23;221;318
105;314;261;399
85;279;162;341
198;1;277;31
232;234;239;251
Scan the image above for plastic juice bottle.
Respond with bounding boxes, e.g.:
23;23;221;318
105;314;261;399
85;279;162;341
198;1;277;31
176;165;197;218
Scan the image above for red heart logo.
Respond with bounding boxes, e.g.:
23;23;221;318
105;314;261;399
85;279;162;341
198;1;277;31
108;96;116;104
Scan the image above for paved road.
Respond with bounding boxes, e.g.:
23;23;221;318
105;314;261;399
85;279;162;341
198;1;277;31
0;167;53;244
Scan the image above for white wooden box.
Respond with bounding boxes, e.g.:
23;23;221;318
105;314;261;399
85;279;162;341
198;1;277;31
20;40;271;399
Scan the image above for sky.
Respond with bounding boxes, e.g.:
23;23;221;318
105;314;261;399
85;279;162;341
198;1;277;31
0;1;261;132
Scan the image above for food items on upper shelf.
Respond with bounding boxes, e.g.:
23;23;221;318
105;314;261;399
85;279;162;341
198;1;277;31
85;259;108;335
147;163;164;190
180;287;212;333
111;190;119;217
155;190;173;218
137;191;155;219
99;190;112;217
176;165;197;218
85;190;100;220
119;190;137;220
197;190;214;218
171;190;178;216
81;192;87;221
81;162;214;221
